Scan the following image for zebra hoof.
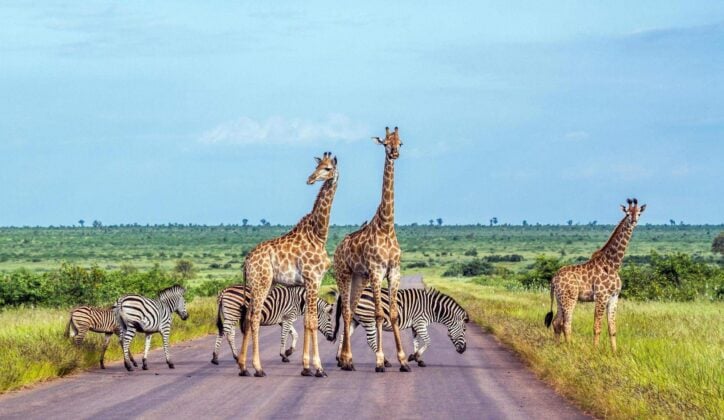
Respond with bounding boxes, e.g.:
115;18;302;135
417;361;426;367
100;362;106;369
407;353;417;362
384;360;392;368
211;357;219;365
285;348;294;357
400;364;411;372
281;356;290;363
132;361;138;367
168;363;175;369
301;368;313;376
239;369;251;377
315;369;327;378
124;363;133;372
375;366;385;373
254;370;266;377
142;364;149;371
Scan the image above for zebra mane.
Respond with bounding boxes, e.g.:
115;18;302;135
424;287;468;321
158;284;186;299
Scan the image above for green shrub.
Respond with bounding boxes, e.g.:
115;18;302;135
443;259;495;277
518;255;564;289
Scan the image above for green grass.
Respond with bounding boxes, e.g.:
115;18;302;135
0;297;217;393
425;272;724;419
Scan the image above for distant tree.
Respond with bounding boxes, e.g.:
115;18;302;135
567;219;573;226
174;259;195;280
436;218;443;226
670;219;676;226
522;220;528;227
242;218;248;227
260;219;267;226
713;232;724;256
429;219;434;226
410;222;418;227
78;219;85;228
489;217;498;227
92;220;102;228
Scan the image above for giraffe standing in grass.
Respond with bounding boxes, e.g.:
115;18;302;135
238;152;338;378
545;198;646;352
334;126;410;372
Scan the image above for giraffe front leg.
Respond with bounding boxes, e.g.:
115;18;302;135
238;310;252;376
388;267;410;372
301;286;326;377
337;320;355;366
607;294;619;352
142;334;152;370
593;297;607;349
562;298;577;344
250;302;266;377
339;273;363;371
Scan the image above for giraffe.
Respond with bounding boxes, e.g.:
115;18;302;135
334;126;410;372
545;198;646;352
238;152;338;378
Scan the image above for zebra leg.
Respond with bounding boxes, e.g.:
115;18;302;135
387;266;410;372
414;324;431;367
211;327;224;365
228;322;239;361
99;333;112;369
370;273;386;373
142;334;152;370
122;329;136;372
162;331;174;369
280;320;292;362
287;324;298;357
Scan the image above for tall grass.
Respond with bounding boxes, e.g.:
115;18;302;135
0;297;217;393
426;275;724;419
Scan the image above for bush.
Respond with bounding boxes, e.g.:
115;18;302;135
443;259;495;277
713;232;724;256
190;277;239;298
518;255;564;289
463;248;478;256
483;254;524;262
405;261;428;269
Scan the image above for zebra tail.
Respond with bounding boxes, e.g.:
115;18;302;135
64;315;72;338
544;282;554;328
331;292;343;343
216;298;225;337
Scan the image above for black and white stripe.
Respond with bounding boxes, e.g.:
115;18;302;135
332;288;469;367
65;305;137;369
211;285;335;365
114;285;189;371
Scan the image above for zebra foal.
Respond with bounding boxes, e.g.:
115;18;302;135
65;305;137;369
114;285;189;372
211;285;335;365
332;288;469;367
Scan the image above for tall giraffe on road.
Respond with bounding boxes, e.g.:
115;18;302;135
238;152;338;377
545;198;646;352
334;126;410;372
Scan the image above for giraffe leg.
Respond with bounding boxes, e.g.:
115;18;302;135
238;305;252;376
339;272;364;371
337;320;356;366
563;299;577;344
388;266;410;372
552;297;565;341
607;293;619;352
308;290;326;377
593;296;608;349
370;272;387;372
250;292;268;377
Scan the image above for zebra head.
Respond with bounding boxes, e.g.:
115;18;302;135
160;285;189;321
317;298;335;341
448;312;469;354
429;289;469;354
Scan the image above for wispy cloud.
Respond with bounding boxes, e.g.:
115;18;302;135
564;130;589;141
199;114;369;145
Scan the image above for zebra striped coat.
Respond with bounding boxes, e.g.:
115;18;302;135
65;305;137;369
114;285;188;372
332;288;469;367
211;285;335;365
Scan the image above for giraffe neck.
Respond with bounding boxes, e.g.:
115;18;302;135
596;216;636;270
307;175;338;242
372;155;395;232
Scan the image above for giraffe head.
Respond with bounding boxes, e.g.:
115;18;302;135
307;151;338;185
621;197;646;225
372;126;403;160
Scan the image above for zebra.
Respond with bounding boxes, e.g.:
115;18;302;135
331;287;469;367
211;285;335;365
65;305;137;369
114;285;189;372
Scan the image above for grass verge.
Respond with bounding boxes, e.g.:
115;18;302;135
426;274;724;419
0;297;217;394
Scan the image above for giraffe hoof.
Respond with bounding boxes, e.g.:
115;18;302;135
239;369;251;377
417;361;426;367
400;364;411;372
301;368;313;376
281;356;290;363
254;370;266;377
340;363;355;371
211;357;219;365
315;369;327;378
285;348;294;357
375;366;385;373
384;360;392;368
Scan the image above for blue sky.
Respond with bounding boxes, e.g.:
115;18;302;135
1;1;722;226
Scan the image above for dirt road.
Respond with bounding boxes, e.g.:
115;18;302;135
0;276;587;419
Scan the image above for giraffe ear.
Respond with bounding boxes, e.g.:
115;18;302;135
640;204;646;212
621;205;627;213
314;157;322;164
372;136;384;145
333;156;338;166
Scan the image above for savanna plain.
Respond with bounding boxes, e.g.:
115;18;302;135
1;224;722;419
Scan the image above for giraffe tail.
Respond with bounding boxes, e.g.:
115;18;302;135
331;292;343;343
544;283;554;328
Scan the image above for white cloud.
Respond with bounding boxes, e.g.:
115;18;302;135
564;130;589;141
199;114;369;145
